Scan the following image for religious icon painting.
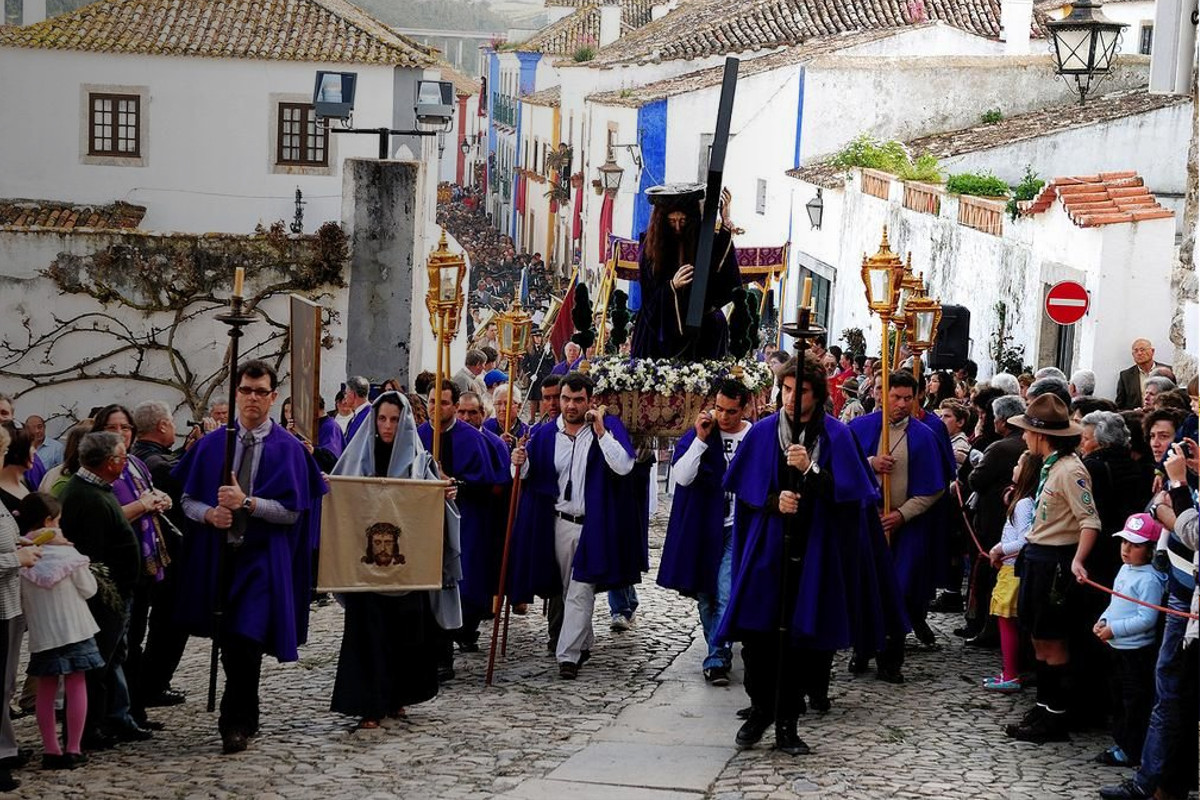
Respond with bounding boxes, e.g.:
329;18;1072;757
318;475;445;592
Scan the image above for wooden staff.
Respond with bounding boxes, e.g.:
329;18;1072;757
433;310;445;464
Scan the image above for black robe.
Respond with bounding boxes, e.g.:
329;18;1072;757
630;226;741;360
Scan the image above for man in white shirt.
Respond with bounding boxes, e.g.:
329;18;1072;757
511;372;641;678
657;379;752;685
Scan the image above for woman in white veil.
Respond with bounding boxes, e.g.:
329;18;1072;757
329;391;462;728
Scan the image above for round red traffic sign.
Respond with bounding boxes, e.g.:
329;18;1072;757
1045;281;1090;325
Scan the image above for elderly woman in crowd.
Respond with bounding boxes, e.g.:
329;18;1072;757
1142;376;1175;410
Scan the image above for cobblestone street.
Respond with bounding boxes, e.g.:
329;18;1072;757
12;497;1128;799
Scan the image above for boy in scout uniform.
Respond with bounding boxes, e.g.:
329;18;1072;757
1002;394;1101;743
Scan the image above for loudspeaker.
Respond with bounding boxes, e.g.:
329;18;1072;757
926;305;970;371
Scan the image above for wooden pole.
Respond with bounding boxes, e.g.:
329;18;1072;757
880;314;892;525
485;443;524;685
433;310;444;465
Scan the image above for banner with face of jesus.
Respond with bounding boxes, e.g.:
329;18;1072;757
317;475;445;592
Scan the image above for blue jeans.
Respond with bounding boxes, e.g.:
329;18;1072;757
1133;593;1196;794
697;525;733;671
607;586;639;620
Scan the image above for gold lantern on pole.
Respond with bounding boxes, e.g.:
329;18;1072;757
905;293;942;382
425;228;466;464
859;226;906;521
495;299;532;437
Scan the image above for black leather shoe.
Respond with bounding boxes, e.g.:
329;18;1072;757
42;752;87;771
735;709;771;749
808;695;831;714
928;592;964;613
1097;779;1154;799
774;719;811;755
1005;710;1069;743
108;723;153;742
953;624;982;639
558;662;578;680
876;666;905;684
81;731;117;751
911;619;937;647
221;730;248;755
965;632;1000;649
145;688;186;708
0;748;32;769
848;654;870;674
578;649;591;667
735;706;753;720
0;770;17;792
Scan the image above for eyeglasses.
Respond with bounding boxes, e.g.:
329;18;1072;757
237;387;274;398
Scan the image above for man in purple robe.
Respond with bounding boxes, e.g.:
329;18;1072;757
550;342;584;376
483;384;531;446
419;381;504;661
509;372;645;678
174;360;327;755
718;356;891;755
848;371;946;683
657;379;752;686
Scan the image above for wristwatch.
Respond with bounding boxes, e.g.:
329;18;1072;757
241;496;253;511
805;461;820;476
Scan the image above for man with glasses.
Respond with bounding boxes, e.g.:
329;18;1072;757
657;379;752;686
59;431;140;750
174;360;326;755
1116;339;1171;411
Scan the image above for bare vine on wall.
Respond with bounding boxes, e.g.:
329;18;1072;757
0;220;349;421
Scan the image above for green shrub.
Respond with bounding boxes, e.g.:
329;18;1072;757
572;45;596;62
1005;165;1046;220
830;134;942;182
946;172;1010;198
980;108;1003;124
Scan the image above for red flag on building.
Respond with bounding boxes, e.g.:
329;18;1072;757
548;271;578;358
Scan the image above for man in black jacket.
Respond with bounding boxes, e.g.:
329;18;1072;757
128;401;189;722
1115;339;1171;410
963;395;1028;641
59;432;141;750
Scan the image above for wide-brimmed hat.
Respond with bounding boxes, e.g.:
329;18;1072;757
1006;394;1082;437
646;183;705;208
841;377;860;397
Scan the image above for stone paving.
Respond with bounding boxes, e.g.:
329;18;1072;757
6;493;1163;799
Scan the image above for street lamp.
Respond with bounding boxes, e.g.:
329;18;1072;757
805;189;824;230
597;149;624;195
905;293;942;381
1047;0;1126;104
859;226;906;524
495;299;532;434
425;228;466;464
460;139;471;156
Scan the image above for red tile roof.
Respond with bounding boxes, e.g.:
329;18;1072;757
1023;172;1174;227
0;199;147;230
0;0;438;67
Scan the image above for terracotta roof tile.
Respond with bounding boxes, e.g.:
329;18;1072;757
588;27;903;106
0;0;438;66
1025;172;1174;228
433;59;482;97
518;4;602;55
523;85;562;107
578;0;1049;68
0;199;147;230
786;89;1189;189
545;0;665;29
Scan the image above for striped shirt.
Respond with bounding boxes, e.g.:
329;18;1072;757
0;505;24;621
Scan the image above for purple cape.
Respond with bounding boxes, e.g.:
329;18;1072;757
317;415;344;460
25;453;46;492
418;420;504;614
343;405;371;446
172;423;327;662
847;411;945;606
549;356;584;376
715;413;903;651
482;416;530;442
507;416;646;603
913;409;958;590
657;428;728;597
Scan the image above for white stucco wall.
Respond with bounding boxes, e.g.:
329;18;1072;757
800;55;1152;161
938;100;1192;229
786;169;1178;391
0;48;434;234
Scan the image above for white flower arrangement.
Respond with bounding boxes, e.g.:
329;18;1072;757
587;357;773;396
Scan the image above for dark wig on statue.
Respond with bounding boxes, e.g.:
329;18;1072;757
642;201;701;281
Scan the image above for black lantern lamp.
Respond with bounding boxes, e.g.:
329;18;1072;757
805;188;824;230
1047;0;1127;104
597;149;624;195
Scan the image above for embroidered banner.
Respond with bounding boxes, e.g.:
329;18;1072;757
606;235;789;284
317;476;445;593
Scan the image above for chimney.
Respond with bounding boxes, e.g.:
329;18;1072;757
22;0;46;25
651;1;678;22
598;3;621;48
1000;0;1033;55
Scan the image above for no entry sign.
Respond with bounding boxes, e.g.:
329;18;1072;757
1045;281;1090;325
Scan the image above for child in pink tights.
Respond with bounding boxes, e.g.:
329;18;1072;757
983;452;1041;692
17;493;103;770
